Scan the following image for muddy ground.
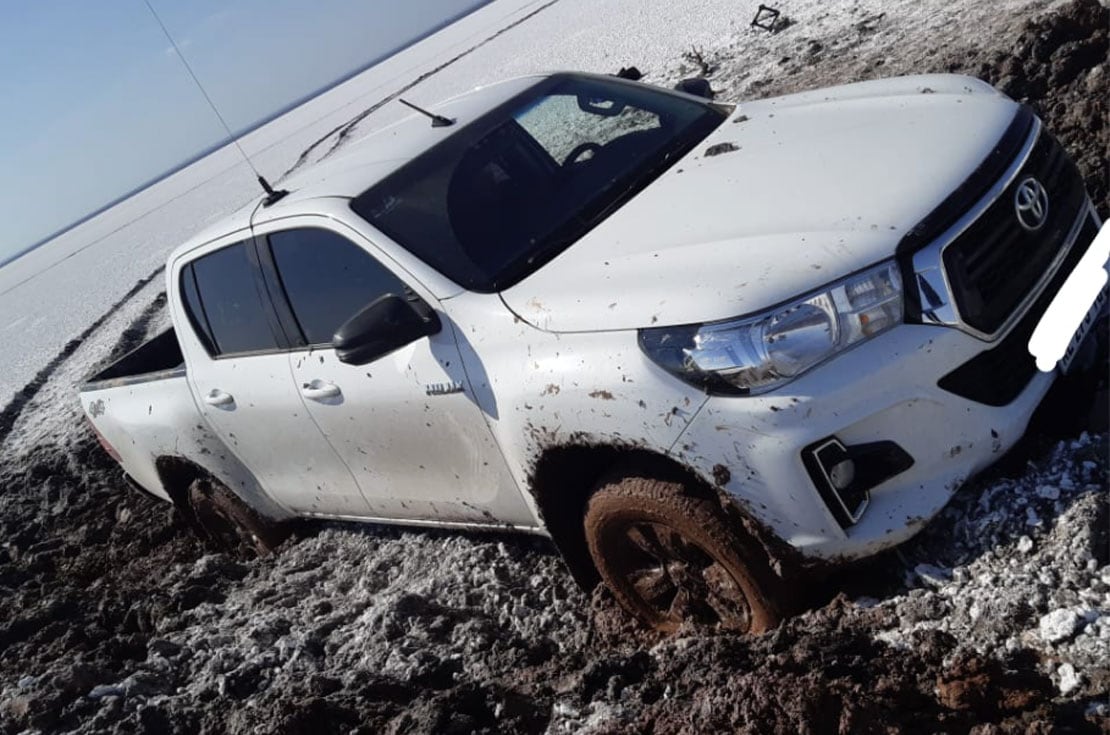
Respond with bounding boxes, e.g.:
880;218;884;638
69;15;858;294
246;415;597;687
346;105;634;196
1;1;1108;733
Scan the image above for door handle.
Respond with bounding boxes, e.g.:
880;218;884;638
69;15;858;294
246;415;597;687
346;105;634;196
204;389;234;407
301;381;341;400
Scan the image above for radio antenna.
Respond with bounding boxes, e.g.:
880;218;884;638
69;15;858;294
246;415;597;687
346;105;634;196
399;98;455;127
142;0;288;205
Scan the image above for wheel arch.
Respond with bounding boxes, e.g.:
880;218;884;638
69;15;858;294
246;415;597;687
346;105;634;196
155;455;209;510
155;455;292;554
153;455;215;534
528;443;747;590
154;454;292;521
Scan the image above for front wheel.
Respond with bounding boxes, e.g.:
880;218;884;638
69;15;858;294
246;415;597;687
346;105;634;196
187;478;289;558
584;472;783;634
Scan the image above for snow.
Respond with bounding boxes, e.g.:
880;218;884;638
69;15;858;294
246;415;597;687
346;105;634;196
915;563;953;588
865;431;1109;682
1040;608;1082;643
1057;662;1082;694
0;0;1106;730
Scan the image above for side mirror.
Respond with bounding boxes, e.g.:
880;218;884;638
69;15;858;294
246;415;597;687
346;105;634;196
673;78;715;100
333;294;441;366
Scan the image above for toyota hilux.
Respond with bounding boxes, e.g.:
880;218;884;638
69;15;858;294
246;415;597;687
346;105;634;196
80;72;1107;632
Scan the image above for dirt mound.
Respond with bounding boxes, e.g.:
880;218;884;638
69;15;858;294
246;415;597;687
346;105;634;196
620;621;1057;734
3;430;1104;733
950;0;1109;216
0;438;207;732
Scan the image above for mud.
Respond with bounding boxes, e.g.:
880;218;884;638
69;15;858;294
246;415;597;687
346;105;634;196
703;142;740;157
2;426;1106;733
2;2;1109;734
0;442;209;733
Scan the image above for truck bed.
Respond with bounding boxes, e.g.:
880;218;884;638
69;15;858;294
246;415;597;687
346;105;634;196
81;329;184;391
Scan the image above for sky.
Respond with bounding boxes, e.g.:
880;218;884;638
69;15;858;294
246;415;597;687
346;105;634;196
0;0;487;264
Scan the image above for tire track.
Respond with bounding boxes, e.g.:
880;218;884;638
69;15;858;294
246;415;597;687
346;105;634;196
0;266;164;450
98;290;169;370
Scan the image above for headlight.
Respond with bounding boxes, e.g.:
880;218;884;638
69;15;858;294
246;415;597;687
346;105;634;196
638;260;903;395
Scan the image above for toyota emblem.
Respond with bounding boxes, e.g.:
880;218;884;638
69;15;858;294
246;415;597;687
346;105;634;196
1014;176;1049;231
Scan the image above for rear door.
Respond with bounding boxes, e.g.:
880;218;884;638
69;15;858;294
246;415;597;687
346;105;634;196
176;233;369;516
252;217;534;526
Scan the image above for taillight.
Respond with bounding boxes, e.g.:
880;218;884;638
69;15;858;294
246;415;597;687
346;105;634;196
85;417;122;462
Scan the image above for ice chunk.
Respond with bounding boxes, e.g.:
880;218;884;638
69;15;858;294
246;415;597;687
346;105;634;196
88;684;124;700
1039;609;1080;643
914;563;951;588
1057;663;1081;695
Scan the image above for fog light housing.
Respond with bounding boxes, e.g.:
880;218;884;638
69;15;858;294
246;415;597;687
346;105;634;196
802;437;914;527
828;459;855;490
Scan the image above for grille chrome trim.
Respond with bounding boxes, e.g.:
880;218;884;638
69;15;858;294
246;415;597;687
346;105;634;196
911;119;1051;341
941;200;1092;343
936;207;1101;406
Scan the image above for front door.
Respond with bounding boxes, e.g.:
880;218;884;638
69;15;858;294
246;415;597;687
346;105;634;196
254;220;533;526
177;234;369;516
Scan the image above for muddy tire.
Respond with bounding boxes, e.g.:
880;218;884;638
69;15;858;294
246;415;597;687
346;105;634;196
187;478;288;558
584;472;782;634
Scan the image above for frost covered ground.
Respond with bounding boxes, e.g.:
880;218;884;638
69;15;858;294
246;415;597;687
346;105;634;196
0;0;1108;732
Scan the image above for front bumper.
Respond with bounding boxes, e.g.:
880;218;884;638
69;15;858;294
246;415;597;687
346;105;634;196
674;211;1106;563
676;323;1055;561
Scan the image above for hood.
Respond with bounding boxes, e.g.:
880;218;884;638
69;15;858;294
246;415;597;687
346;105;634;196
501;74;1018;332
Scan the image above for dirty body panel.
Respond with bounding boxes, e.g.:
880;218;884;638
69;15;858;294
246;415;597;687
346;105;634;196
675;322;1056;561
443;291;709;518
80;372;291;521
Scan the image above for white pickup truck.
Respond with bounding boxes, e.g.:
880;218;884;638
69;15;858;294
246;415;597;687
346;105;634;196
81;72;1106;633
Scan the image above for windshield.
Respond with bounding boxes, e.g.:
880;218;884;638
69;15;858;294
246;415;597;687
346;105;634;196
350;74;725;292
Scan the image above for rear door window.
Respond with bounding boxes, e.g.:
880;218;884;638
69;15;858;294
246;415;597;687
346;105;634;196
184;242;280;356
267;228;412;345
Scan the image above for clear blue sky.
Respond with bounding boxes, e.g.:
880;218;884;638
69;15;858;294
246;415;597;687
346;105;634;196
0;0;486;263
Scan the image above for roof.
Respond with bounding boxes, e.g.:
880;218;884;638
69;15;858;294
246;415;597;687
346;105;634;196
168;74;546;264
268;74;547;206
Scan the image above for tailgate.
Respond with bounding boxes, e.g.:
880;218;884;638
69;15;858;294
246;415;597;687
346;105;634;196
81;374;201;502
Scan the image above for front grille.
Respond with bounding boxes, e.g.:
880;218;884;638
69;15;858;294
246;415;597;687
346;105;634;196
938;213;1098;406
942;131;1087;334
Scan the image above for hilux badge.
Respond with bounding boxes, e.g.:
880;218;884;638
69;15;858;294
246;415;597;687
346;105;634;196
1014;176;1049;232
425;381;465;396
